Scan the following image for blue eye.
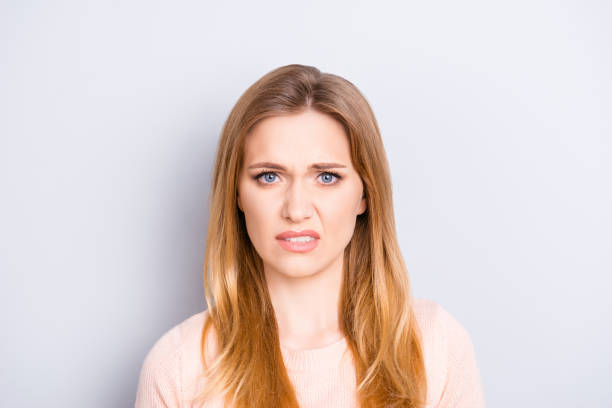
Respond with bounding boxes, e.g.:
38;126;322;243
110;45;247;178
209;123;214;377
253;171;342;185
318;172;340;184
252;172;277;184
261;172;277;183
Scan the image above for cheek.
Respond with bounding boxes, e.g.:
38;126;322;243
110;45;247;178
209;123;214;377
320;197;360;242
240;189;273;248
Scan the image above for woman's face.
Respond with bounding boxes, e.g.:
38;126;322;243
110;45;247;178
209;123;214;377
237;109;367;280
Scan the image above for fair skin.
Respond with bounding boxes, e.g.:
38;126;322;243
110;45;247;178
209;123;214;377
237;109;367;351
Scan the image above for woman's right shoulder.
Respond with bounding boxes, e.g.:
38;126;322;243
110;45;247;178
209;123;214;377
143;308;212;366
135;309;218;407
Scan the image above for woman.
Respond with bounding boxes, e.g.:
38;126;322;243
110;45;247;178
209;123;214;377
135;64;485;407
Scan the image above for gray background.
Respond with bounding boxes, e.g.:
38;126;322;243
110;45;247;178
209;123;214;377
1;0;610;407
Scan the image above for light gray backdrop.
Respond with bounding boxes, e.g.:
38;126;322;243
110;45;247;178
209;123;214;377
1;1;610;407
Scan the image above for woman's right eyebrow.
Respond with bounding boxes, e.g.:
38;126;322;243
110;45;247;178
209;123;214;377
247;162;347;171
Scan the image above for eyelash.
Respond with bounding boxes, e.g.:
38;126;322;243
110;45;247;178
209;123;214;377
253;171;343;186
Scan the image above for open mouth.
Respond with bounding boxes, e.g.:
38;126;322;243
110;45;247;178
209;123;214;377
276;237;319;253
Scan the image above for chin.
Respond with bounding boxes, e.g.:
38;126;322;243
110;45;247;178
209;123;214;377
266;260;323;278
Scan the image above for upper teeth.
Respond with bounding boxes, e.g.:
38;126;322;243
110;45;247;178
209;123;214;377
284;236;315;242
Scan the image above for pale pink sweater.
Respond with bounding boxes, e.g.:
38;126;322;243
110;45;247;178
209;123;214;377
135;298;485;407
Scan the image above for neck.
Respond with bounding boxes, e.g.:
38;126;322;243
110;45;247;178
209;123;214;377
264;254;345;350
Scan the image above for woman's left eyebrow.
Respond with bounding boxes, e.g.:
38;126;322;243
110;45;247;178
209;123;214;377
247;162;347;171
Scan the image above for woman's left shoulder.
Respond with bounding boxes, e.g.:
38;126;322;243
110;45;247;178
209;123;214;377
411;298;486;407
411;298;474;345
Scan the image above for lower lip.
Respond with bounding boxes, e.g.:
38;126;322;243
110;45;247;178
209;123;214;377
276;238;319;253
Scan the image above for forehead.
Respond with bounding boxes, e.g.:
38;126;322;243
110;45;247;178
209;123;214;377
242;110;351;165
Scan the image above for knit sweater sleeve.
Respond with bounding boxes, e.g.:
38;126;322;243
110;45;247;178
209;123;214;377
436;305;486;408
135;325;183;408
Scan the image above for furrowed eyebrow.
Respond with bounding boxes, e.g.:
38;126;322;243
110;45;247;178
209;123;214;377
247;162;347;171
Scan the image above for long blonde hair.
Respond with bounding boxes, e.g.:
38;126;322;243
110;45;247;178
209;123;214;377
195;64;427;407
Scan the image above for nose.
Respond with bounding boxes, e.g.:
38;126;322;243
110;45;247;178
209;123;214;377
281;179;313;222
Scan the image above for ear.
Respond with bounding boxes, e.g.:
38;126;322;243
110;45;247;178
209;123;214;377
237;193;243;212
357;194;367;215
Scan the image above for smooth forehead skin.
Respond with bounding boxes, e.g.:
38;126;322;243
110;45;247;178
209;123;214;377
241;109;356;174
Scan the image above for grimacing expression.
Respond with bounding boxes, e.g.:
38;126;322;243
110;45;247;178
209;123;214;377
236;109;367;279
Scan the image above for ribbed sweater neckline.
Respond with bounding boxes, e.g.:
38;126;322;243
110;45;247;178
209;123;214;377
280;336;349;371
